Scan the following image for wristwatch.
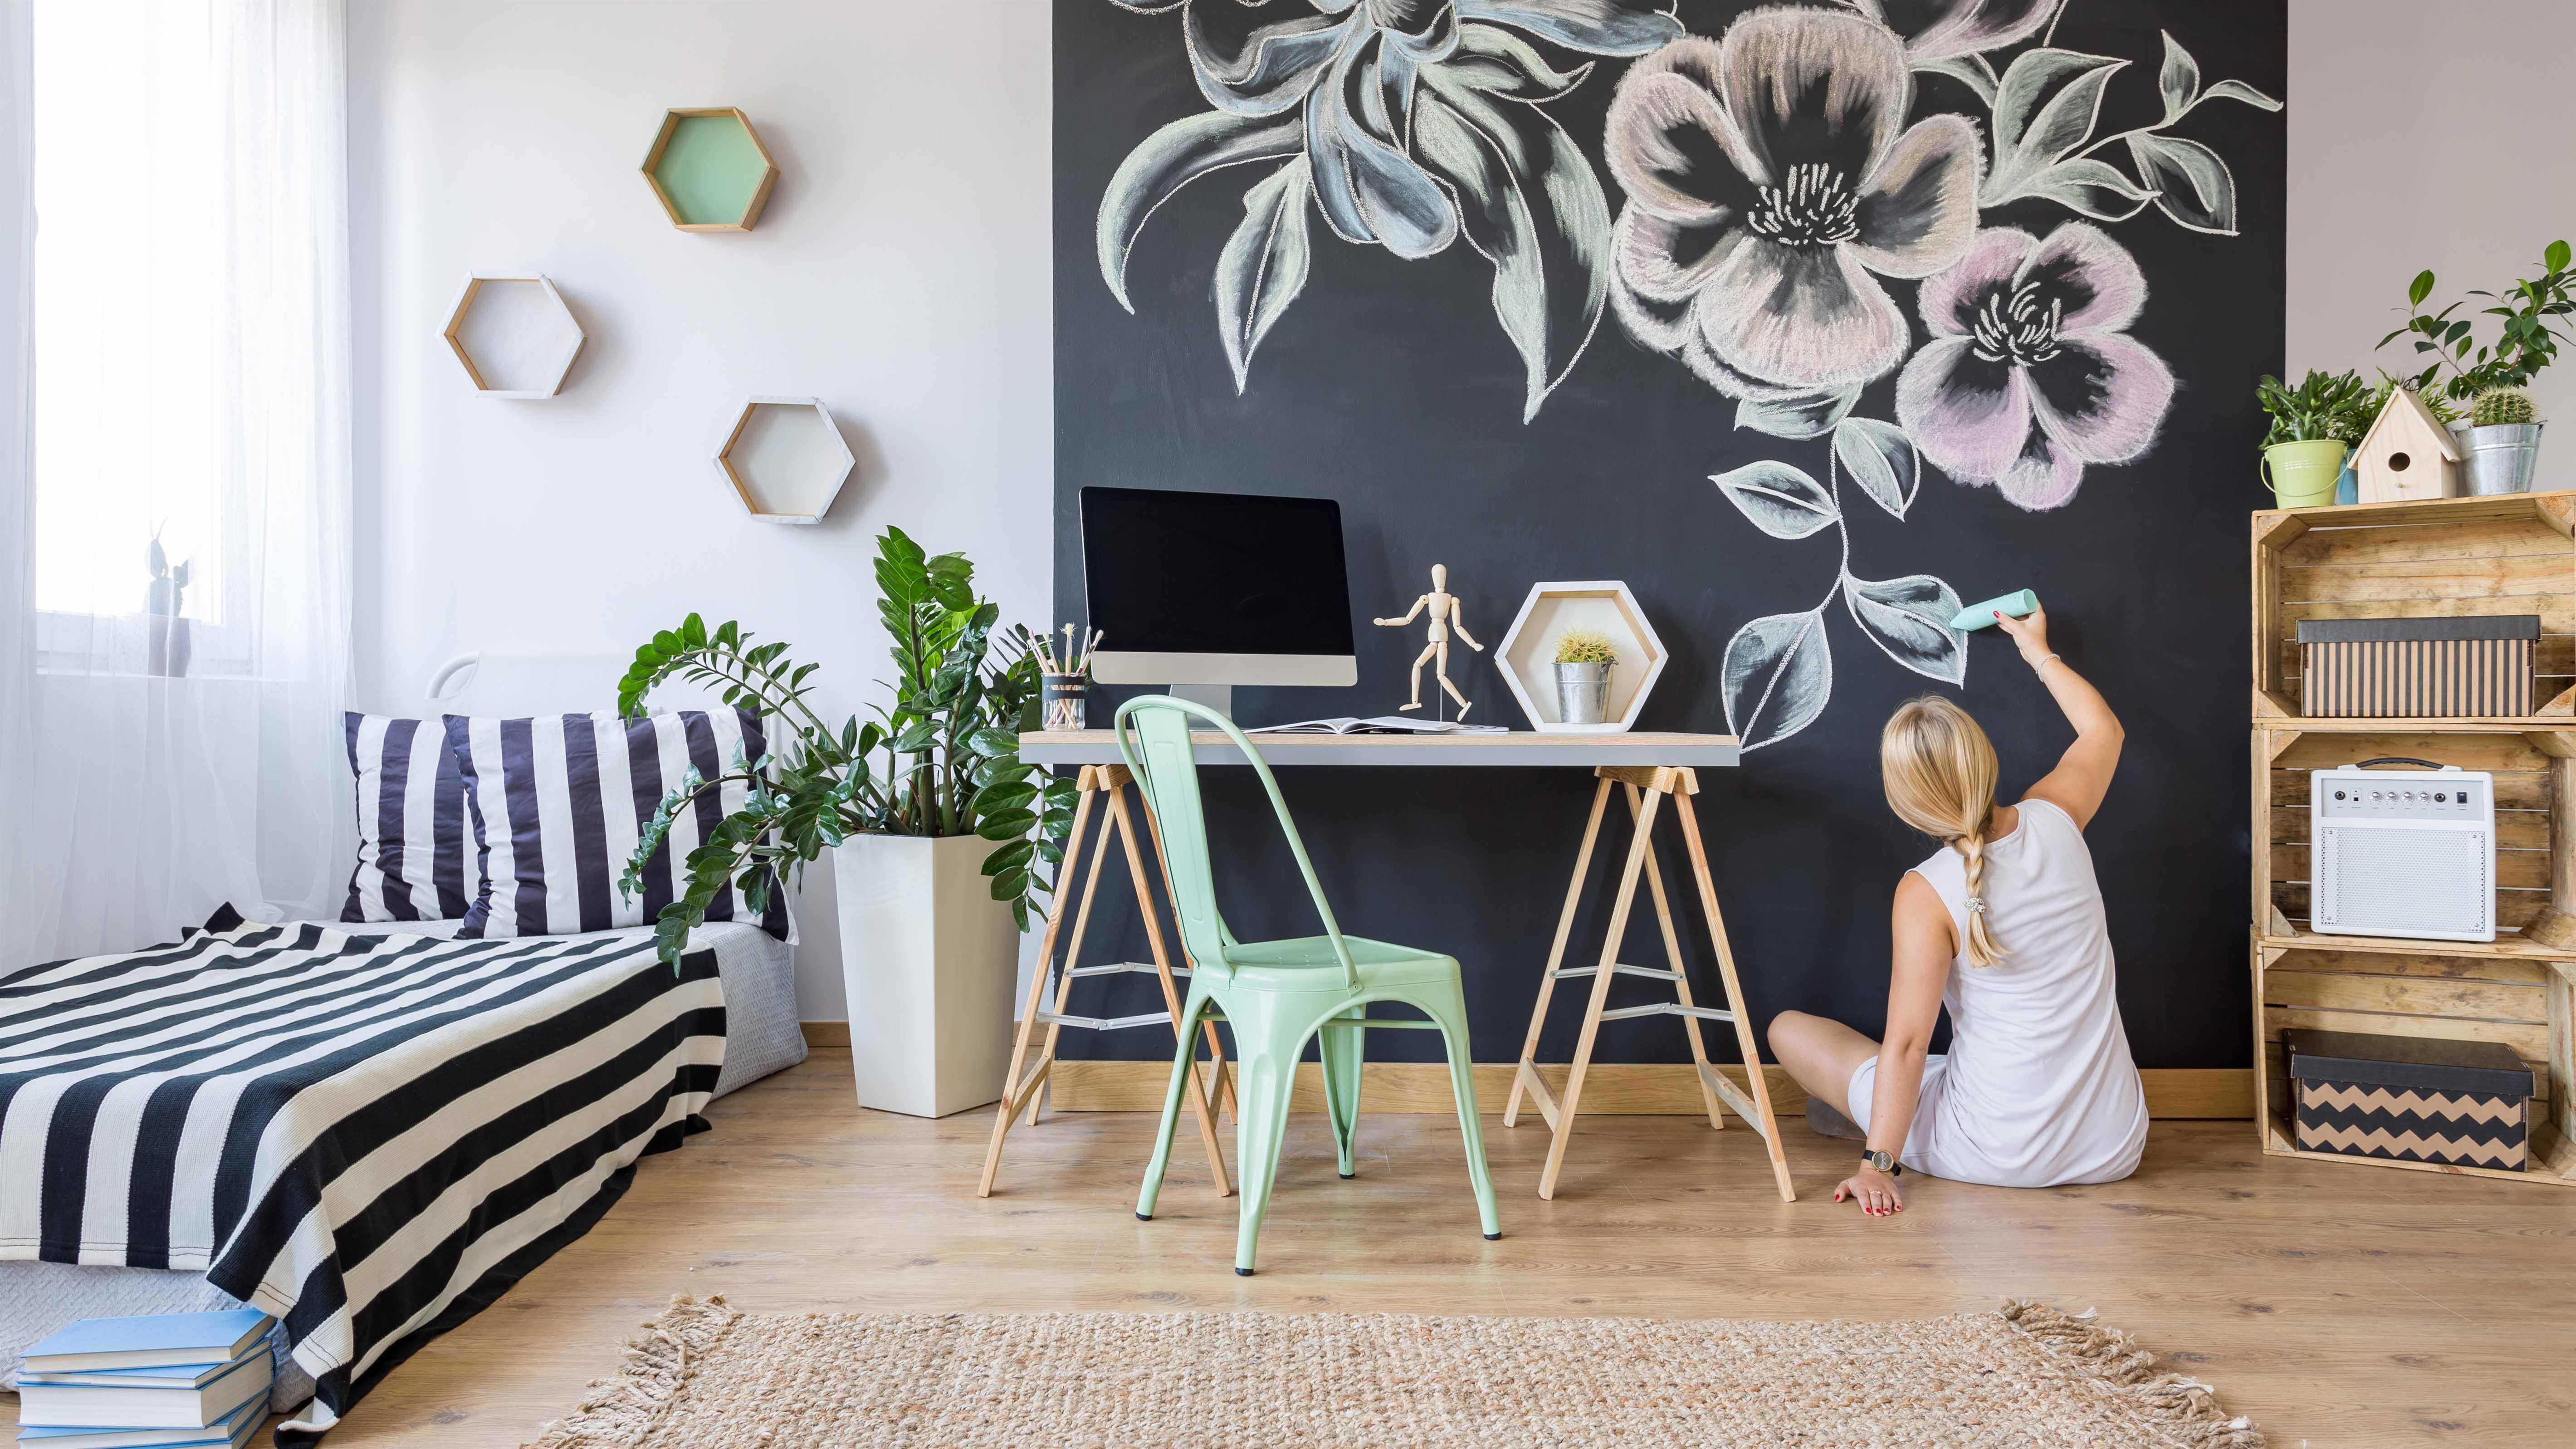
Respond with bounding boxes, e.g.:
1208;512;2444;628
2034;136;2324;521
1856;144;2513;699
1860;1148;1902;1176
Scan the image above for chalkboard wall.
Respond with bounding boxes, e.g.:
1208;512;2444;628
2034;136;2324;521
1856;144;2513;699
1052;0;2287;1070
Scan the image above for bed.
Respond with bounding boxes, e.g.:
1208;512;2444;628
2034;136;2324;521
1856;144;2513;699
0;912;806;1441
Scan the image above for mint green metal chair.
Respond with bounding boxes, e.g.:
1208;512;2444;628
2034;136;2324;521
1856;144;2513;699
1117;695;1500;1275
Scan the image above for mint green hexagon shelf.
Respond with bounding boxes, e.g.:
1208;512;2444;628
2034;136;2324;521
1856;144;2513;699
642;108;780;232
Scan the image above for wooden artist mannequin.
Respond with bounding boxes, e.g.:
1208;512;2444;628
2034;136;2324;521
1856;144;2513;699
1375;563;1482;718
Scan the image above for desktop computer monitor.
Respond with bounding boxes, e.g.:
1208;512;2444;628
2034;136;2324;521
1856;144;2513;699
1080;485;1357;718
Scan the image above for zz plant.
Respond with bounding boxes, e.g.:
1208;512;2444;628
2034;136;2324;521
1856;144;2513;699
616;527;1077;964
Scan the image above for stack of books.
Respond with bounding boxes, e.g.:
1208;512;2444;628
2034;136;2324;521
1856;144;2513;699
13;1309;273;1449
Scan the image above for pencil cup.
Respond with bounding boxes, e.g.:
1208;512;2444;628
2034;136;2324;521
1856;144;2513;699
1042;674;1087;731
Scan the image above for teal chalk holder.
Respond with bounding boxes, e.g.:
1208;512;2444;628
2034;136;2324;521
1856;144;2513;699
1950;590;2039;631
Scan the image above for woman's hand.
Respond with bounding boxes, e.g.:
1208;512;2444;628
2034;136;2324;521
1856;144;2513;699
1992;603;2053;669
1834;1166;1906;1216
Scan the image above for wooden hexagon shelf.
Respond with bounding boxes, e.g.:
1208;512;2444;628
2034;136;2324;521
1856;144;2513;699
642;108;780;232
441;275;583;398
1496;581;1668;733
717;397;855;525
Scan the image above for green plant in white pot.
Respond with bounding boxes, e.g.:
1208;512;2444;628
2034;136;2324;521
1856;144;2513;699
2255;369;2372;508
618;526;1075;1118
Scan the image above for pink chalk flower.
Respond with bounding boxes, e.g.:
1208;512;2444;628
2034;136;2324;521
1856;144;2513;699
1893;222;2175;511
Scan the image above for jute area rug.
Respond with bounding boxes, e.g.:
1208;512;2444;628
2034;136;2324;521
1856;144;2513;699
524;1296;2262;1448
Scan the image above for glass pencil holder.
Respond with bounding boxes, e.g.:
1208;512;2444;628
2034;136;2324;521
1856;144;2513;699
1041;673;1088;731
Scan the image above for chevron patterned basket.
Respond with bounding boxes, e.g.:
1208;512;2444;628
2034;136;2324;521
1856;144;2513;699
2287;1028;2534;1171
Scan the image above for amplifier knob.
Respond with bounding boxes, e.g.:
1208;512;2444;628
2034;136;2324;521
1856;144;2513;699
2434;792;2447;803
2333;790;2346;800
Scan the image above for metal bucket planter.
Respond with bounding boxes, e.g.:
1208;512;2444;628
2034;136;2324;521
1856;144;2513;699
2462;422;2545;495
1555;661;1611;725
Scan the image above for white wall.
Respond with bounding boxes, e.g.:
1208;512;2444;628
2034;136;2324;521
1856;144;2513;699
349;1;1053;1018
2287;0;2576;424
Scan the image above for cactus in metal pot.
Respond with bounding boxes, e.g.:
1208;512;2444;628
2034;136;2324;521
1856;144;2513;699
2473;388;2542;427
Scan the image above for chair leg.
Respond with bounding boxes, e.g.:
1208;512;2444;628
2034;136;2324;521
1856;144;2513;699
1426;982;1501;1240
1317;1005;1365;1178
1229;1023;1305;1277
1136;987;1211;1222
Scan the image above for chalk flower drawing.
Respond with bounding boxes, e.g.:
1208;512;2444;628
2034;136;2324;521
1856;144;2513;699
1837;0;2055;61
1095;0;1684;419
1896;223;2174;511
1602;9;1981;403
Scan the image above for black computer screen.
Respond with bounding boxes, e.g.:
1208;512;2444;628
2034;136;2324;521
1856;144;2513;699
1079;486;1356;656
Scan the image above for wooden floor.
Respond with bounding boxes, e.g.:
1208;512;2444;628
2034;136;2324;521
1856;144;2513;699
10;1048;2573;1447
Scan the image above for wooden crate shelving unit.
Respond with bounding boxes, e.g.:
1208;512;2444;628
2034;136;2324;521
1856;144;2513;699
2251;490;2576;1185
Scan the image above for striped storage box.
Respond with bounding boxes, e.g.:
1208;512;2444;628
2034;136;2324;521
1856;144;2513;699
2287;1028;2532;1171
2295;614;2538;717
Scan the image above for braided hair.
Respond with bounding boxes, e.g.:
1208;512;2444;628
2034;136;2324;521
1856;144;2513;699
1880;695;2005;968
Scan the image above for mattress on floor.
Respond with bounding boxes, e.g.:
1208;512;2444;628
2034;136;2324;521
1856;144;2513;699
0;917;805;1412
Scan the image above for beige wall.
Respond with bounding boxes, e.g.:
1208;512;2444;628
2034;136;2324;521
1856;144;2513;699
2288;0;2576;425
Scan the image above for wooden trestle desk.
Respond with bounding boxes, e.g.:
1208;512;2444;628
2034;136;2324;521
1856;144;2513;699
977;729;1796;1204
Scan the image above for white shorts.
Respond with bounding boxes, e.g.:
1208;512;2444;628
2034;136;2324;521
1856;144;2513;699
1845;1052;1951;1175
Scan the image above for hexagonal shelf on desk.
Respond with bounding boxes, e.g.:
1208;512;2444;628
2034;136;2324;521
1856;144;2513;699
717;397;854;525
440;275;583;398
642;108;780;232
1496;581;1668;733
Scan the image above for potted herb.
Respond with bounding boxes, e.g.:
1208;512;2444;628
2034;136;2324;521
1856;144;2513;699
2379;240;2575;494
1553;627;1618;725
618;526;1075;1117
2256;369;2372;507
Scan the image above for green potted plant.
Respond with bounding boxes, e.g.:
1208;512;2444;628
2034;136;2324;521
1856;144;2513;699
618;526;1075;1118
1552;627;1618;726
2256;369;2372;507
2379;240;2574;494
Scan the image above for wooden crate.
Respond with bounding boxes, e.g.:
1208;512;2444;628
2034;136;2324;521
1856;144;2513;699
2253;721;2576;1185
2253;489;2576;722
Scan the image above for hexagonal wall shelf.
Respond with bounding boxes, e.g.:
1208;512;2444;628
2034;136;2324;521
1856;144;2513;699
642;108;780;232
441;275;583;398
717;397;854;525
1496;581;1668;734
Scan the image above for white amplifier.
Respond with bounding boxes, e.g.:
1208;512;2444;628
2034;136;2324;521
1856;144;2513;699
2309;761;2495;942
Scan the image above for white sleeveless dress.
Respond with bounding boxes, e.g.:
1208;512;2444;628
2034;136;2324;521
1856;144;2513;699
1844;797;2148;1187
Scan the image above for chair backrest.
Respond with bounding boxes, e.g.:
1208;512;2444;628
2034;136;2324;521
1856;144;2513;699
1113;696;1358;989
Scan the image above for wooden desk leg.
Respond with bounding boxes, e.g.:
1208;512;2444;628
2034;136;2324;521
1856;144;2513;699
1539;782;1664;1200
1628;783;1725;1133
1506;777;1614;1129
1672;785;1796;1203
1136;787;1239;1123
1104;774;1234;1197
979;766;1103;1197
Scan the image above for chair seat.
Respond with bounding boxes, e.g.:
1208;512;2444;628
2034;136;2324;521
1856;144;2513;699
1218;935;1459;989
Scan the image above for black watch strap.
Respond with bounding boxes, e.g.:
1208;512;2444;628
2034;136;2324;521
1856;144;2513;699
1861;1148;1902;1176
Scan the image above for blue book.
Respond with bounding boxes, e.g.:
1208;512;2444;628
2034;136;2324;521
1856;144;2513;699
20;1311;272;1376
14;1351;269;1431
17;1344;266;1391
13;1391;262;1449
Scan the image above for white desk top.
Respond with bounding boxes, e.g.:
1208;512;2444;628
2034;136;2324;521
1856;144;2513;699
1017;729;1740;768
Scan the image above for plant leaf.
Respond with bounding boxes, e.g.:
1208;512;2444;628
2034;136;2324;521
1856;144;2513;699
1413;67;1612;422
1712;460;1838;540
1435;21;1592;101
1842;573;1967;685
2156;30;2199;122
2199;78;2281;112
1983;49;2128;205
1096;109;1305;312
1834;418;1917;519
1914;53;1997;107
2126;132;2238;235
1721;607;1833;751
2019;157;2159;222
1735;387;1859;440
1213;157;1313;394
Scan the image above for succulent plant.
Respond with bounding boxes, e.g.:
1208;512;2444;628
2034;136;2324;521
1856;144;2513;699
2473;387;2542;427
1554;627;1618;667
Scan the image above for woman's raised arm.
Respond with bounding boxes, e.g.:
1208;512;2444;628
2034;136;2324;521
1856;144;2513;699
1992;606;2121;830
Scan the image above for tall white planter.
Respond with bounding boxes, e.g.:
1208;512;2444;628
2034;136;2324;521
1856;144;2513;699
833;833;1018;1117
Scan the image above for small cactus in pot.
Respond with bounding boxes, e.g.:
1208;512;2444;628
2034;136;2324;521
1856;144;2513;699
2462;388;2548;495
2473;388;2542;427
1552;628;1618;725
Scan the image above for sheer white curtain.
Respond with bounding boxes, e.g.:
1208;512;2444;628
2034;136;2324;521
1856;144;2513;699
0;0;352;965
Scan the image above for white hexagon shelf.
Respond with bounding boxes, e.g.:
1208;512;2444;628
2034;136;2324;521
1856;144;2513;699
716;397;855;525
642;107;780;232
1496;581;1668;734
441;275;583;398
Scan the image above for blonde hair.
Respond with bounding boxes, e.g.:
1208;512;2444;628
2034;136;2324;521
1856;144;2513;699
1881;695;2004;967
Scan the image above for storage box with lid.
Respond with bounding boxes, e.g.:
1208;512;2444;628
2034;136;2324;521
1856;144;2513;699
2294;614;2540;717
2286;1028;2535;1171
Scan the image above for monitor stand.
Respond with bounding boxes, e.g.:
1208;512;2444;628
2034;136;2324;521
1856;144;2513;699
1169;684;1232;719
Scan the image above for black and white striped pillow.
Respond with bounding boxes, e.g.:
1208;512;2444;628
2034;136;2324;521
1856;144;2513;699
446;709;790;940
342;712;474;922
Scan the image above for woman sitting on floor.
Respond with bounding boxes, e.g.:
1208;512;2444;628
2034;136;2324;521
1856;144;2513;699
1769;605;2146;1217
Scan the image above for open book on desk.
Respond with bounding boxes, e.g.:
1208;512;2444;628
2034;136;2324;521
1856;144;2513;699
1254;717;1508;735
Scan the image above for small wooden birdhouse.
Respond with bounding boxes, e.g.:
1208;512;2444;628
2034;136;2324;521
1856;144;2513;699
2353;387;2462;503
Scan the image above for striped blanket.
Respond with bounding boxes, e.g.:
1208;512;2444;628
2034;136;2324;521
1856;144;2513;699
0;922;725;1441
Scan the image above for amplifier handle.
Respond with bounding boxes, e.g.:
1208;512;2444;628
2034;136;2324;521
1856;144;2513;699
2351;756;2448;770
